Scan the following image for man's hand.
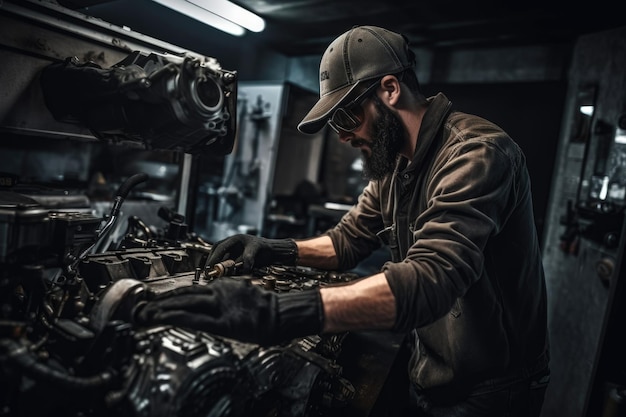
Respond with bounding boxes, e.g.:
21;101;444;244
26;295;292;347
207;234;298;273
134;278;322;346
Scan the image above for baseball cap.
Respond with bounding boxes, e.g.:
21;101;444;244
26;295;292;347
297;25;414;134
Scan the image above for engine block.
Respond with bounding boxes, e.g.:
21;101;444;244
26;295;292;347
0;191;357;417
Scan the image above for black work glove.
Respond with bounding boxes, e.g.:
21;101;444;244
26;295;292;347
135;278;323;347
207;234;298;273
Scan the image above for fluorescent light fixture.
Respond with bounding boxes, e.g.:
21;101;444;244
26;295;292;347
150;0;264;37
187;0;265;32
151;0;244;36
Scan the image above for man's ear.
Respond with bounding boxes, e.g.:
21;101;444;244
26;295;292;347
380;75;402;106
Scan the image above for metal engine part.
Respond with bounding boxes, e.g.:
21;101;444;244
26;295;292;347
0;190;357;417
40;50;238;156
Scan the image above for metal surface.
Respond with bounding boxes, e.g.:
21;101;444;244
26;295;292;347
0;0;236;147
1;185;373;416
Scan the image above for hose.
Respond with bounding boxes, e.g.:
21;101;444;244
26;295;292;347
0;338;115;391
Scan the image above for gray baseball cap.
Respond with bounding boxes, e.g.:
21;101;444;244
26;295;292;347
297;25;414;134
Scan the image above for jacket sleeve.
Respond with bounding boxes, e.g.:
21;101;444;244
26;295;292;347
325;180;386;270
384;135;523;332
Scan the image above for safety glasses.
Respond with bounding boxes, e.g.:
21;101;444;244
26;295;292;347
327;80;380;134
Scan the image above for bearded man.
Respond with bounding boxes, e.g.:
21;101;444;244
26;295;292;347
138;25;550;416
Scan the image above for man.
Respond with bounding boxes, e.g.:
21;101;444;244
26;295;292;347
138;26;550;415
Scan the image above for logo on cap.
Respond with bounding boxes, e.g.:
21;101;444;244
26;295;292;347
320;70;329;82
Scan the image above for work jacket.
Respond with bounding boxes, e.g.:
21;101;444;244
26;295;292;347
326;92;549;394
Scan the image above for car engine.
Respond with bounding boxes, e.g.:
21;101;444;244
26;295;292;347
0;175;358;417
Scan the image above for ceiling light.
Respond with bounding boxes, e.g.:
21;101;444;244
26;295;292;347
150;0;265;37
151;0;245;37
187;0;265;33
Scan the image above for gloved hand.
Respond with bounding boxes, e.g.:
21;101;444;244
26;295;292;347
134;278;323;347
207;234;298;273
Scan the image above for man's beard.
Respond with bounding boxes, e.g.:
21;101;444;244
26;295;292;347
360;95;404;180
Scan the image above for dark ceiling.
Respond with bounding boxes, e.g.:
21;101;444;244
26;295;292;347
66;0;625;57
235;0;626;56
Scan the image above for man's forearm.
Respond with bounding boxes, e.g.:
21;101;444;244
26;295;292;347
294;235;339;269
320;273;396;333
295;236;397;333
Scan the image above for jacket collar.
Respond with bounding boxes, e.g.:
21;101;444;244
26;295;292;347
400;92;453;174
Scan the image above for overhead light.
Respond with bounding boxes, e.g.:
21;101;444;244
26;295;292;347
150;0;264;37
187;0;265;33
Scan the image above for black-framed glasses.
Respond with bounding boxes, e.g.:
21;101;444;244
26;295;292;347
327;80;380;134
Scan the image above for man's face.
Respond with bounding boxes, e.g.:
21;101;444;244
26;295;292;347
358;95;404;180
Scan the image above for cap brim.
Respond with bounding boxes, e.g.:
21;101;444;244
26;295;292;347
297;83;361;134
